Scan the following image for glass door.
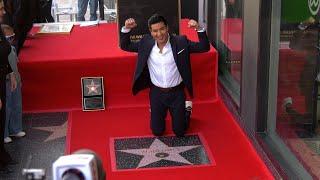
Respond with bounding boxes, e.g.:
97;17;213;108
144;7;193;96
276;0;320;177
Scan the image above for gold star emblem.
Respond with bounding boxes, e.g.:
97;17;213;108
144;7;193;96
86;80;100;95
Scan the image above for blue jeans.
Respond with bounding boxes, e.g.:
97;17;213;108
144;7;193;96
5;80;23;138
77;0;99;21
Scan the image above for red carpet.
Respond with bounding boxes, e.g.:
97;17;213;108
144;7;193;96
19;21;217;112
19;20;273;179
67;101;273;179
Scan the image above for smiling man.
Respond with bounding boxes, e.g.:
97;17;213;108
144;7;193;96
120;14;210;137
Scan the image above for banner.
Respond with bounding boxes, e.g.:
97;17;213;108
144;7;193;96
117;0;180;43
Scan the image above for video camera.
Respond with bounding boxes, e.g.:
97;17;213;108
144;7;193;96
22;149;105;180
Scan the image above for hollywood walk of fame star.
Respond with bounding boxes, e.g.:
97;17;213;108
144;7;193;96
118;138;200;168
86;80;100;95
33;121;67;142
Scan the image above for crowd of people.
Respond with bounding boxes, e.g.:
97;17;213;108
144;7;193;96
0;0;102;175
0;0;58;175
0;0;28;175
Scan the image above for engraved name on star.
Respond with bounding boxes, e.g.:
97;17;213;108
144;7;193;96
118;138;200;168
86;80;100;95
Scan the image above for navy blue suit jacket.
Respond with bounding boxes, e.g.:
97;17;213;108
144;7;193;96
120;30;210;98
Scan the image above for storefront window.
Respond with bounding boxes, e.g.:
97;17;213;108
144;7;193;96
217;0;243;106
276;0;320;177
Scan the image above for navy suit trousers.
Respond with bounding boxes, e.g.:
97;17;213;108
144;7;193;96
149;85;186;137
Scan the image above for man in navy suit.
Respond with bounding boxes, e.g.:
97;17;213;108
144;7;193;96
120;14;210;137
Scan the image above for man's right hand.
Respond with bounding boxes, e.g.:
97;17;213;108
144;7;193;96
125;18;137;29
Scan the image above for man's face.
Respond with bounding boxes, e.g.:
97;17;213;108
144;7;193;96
149;22;169;45
0;2;5;23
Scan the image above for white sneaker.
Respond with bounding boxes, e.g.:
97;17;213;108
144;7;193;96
282;97;293;110
185;101;192;112
11;131;26;138
4;137;12;143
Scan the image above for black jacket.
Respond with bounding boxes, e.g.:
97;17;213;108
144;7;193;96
120;30;210;97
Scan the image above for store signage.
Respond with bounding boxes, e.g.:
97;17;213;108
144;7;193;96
308;0;320;16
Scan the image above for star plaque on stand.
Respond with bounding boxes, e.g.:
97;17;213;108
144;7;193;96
81;77;105;111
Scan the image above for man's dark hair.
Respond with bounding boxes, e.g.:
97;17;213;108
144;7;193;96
148;14;168;29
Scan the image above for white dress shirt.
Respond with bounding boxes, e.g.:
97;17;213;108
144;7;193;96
147;38;182;88
121;27;182;88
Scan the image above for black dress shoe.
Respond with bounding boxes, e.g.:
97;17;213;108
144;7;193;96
175;133;185;138
0;166;13;175
185;110;191;130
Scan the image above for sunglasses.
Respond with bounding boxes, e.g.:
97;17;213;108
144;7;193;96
5;33;15;42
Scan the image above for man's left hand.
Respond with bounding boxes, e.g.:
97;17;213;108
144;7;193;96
187;19;200;31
